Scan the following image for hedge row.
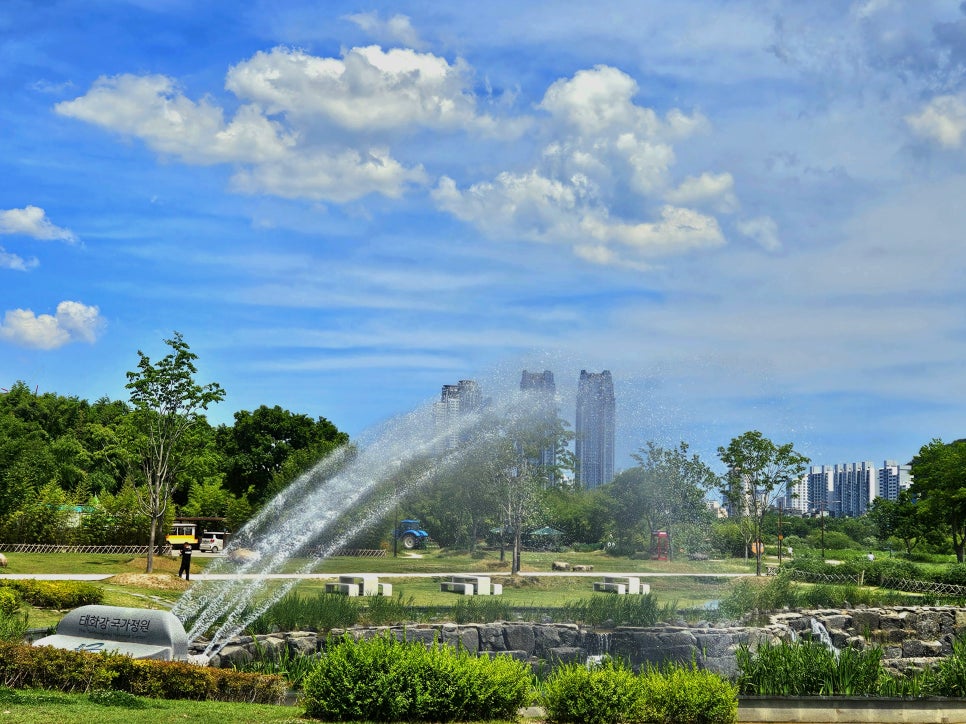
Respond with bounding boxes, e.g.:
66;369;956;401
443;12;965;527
0;580;103;609
0;642;285;704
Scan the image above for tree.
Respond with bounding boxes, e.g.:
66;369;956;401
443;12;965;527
867;490;930;555
217;405;348;505
631;442;718;560
125;332;225;572
910;438;966;562
717;430;809;575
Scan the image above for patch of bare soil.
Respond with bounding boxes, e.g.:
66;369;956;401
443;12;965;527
108;573;189;591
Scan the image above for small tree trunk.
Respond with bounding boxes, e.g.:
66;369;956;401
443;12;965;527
146;518;157;573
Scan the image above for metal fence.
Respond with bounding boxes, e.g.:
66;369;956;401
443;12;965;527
0;543;168;555
786;568;966;597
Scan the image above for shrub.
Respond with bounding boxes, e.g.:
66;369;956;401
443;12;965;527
0;642;285;703
541;659;639;724
0;588;21;617
302;632;532;721
0;580;102;609
542;659;737;724
638;663;738;724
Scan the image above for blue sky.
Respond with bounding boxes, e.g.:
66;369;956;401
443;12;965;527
2;0;965;473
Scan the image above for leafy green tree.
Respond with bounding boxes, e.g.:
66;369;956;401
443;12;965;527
867;490;930;555
717;430;809;575
542;486;611;546
631;442;718;560
125;332;225;572
217;404;348;505
0;482;74;544
910;438;966;562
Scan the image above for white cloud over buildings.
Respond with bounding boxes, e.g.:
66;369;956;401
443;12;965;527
0;206;76;243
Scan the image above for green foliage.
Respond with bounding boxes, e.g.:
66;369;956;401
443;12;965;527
0;580;102;609
736;640;881;696
251;592;359;633
0;642;285;703
302;632;532;721
0;608;28;642
449;595;513;624
637;662;738;724
542;659;737;724
561;593;668;627
910;438;966;562
542;659;639;724
0;588;21;616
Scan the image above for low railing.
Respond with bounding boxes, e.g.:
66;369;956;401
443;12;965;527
330;548;387;558
786;568;966;597
0;543;168;555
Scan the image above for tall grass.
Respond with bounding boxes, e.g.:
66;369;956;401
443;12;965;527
736;640;881;696
561;593;671;627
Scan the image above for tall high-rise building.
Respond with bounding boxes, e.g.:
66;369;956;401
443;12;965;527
575;370;615;489
878;460;912;501
807;465;834;514
785;474;810;514
520;370;557;483
834;462;875;518
433;379;482;450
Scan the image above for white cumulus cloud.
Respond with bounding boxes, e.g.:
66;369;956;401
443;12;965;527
0;205;77;243
0;301;103;350
432;65;726;267
906;94;966;148
55;43;499;202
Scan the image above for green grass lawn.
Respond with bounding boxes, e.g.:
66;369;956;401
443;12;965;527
0;688;306;724
2;547;755;630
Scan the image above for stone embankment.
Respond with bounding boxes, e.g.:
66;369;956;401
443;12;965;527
193;606;966;677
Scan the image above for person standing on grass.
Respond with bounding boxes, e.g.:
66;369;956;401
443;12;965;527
178;542;193;580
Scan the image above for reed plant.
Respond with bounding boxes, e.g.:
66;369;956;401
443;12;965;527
560;593;671;627
736;640;881;696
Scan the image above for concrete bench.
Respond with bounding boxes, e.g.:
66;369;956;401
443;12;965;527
33;605;188;661
593;581;626;594
593;576;651;595
440;581;475;594
325;574;383;596
378;582;393;596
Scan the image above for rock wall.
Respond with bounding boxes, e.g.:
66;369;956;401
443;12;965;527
193;606;966;677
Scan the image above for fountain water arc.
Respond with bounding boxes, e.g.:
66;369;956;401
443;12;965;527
173;391;541;657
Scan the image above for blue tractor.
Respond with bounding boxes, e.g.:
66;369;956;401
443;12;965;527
394;519;431;550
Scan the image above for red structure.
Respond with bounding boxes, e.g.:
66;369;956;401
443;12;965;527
651;530;670;561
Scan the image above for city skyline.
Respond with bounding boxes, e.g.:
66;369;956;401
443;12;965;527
3;2;965;475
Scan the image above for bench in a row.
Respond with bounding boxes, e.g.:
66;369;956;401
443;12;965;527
592;576;650;595
324;575;392;597
439;575;502;595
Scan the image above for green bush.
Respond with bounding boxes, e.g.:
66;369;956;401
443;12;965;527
0;580;102;609
638;663;738;724
542;659;737;724
542;659;639;724
302;632;532;722
0;588;21;617
0;642;285;703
